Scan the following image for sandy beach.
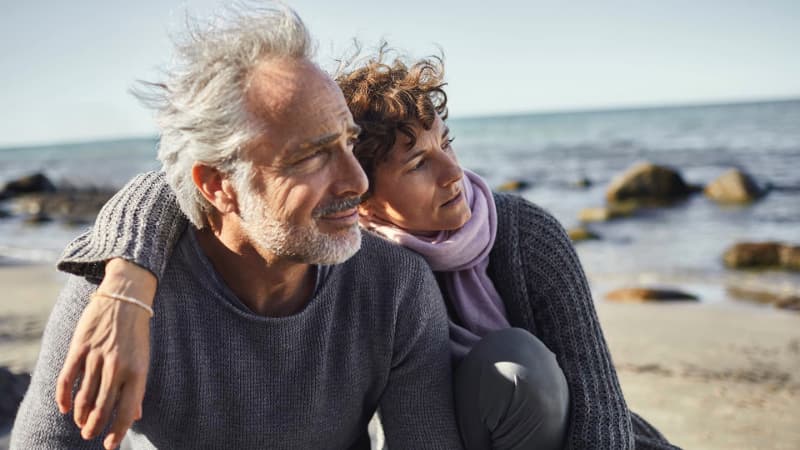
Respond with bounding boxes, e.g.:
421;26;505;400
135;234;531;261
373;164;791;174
1;263;798;449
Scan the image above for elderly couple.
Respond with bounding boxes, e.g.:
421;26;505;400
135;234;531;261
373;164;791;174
12;4;678;450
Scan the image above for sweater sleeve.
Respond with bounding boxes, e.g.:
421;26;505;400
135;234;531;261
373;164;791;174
515;199;635;450
57;171;187;282
378;258;464;449
11;276;107;449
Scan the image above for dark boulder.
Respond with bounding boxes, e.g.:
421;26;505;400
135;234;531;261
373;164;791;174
605;162;697;203
0;173;56;200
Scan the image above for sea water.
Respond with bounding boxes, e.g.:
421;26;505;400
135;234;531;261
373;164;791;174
1;99;798;306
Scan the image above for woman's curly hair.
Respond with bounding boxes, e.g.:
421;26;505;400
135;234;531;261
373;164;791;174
335;46;448;196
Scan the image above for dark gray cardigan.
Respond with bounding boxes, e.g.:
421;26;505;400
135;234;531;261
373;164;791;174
57;172;679;449
488;192;679;449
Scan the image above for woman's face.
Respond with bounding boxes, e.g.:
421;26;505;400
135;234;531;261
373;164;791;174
360;115;471;234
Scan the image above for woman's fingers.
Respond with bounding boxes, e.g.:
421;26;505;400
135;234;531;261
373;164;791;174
56;342;90;414
73;354;103;428
104;379;146;450
81;359;124;440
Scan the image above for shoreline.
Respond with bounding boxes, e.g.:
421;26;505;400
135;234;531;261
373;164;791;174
1;264;799;449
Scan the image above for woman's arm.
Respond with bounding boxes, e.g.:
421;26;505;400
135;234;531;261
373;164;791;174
515;199;635;449
54;170;187;449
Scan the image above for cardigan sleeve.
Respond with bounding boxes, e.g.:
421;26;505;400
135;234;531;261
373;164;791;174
514;198;635;449
57;171;188;282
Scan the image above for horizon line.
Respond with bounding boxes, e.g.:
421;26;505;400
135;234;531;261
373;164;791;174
2;94;798;150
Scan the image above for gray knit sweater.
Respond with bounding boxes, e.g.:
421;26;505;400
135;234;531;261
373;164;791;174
40;171;678;449
11;194;462;447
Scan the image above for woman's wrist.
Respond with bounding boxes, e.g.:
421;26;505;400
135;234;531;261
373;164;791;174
101;258;158;307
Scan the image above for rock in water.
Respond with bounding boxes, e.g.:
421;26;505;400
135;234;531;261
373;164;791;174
779;246;800;271
605;162;695;203
568;226;600;242
0;173;56;200
496;180;530;192
605;287;699;303
0;367;31;427
723;242;782;269
704;169;765;204
578;202;638;222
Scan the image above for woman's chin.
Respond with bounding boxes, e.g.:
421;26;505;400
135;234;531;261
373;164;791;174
439;209;472;232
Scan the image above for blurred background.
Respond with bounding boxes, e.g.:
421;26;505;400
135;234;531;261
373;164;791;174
1;1;798;449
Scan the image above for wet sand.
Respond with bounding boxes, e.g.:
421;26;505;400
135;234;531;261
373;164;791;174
1;264;799;449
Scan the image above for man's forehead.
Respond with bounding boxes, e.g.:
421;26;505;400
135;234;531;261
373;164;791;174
245;58;334;116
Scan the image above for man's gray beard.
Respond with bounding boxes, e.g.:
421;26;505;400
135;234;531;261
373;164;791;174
236;184;361;265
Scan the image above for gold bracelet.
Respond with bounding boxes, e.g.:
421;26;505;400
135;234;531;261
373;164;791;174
92;291;155;318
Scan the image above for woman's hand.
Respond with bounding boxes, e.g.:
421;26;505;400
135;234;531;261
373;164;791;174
55;258;157;450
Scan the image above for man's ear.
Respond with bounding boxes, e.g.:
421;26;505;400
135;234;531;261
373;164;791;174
191;163;239;215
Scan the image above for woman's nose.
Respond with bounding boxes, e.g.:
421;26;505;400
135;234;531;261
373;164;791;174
438;153;463;188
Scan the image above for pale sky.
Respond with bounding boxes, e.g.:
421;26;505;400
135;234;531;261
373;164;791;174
1;0;798;147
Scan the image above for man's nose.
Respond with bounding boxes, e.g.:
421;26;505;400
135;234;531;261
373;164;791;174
333;148;369;198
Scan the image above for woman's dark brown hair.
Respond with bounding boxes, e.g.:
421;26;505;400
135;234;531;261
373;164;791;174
335;46;448;196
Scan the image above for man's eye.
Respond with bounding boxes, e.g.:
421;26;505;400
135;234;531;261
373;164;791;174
411;158;426;171
347;136;359;146
297;150;325;164
442;137;455;150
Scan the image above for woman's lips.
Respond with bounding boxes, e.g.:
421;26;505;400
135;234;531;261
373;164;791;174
441;191;463;208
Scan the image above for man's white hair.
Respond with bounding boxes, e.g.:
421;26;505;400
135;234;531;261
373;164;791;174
134;2;314;227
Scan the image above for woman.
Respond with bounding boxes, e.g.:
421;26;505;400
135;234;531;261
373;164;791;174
54;50;678;449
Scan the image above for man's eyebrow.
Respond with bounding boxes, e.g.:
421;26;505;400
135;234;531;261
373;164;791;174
298;132;341;150
297;124;362;151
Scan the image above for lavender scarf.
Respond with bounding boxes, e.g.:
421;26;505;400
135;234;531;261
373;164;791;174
360;170;510;359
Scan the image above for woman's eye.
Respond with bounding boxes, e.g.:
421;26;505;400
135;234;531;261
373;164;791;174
411;158;426;171
347;136;359;146
442;137;455;150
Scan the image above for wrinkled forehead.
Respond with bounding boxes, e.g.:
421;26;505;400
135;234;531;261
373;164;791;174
245;58;341;121
241;58;352;161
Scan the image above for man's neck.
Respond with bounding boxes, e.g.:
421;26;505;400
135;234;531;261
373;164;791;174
194;226;315;317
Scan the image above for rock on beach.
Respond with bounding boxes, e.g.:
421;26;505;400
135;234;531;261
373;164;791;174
605;287;699;303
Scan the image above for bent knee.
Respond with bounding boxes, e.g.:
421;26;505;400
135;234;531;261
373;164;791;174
467;328;570;420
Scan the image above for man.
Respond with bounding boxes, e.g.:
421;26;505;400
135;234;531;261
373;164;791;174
11;5;462;449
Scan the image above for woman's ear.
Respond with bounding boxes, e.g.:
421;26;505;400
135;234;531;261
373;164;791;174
191;163;239;215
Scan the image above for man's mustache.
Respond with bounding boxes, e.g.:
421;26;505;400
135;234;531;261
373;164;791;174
313;196;362;218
